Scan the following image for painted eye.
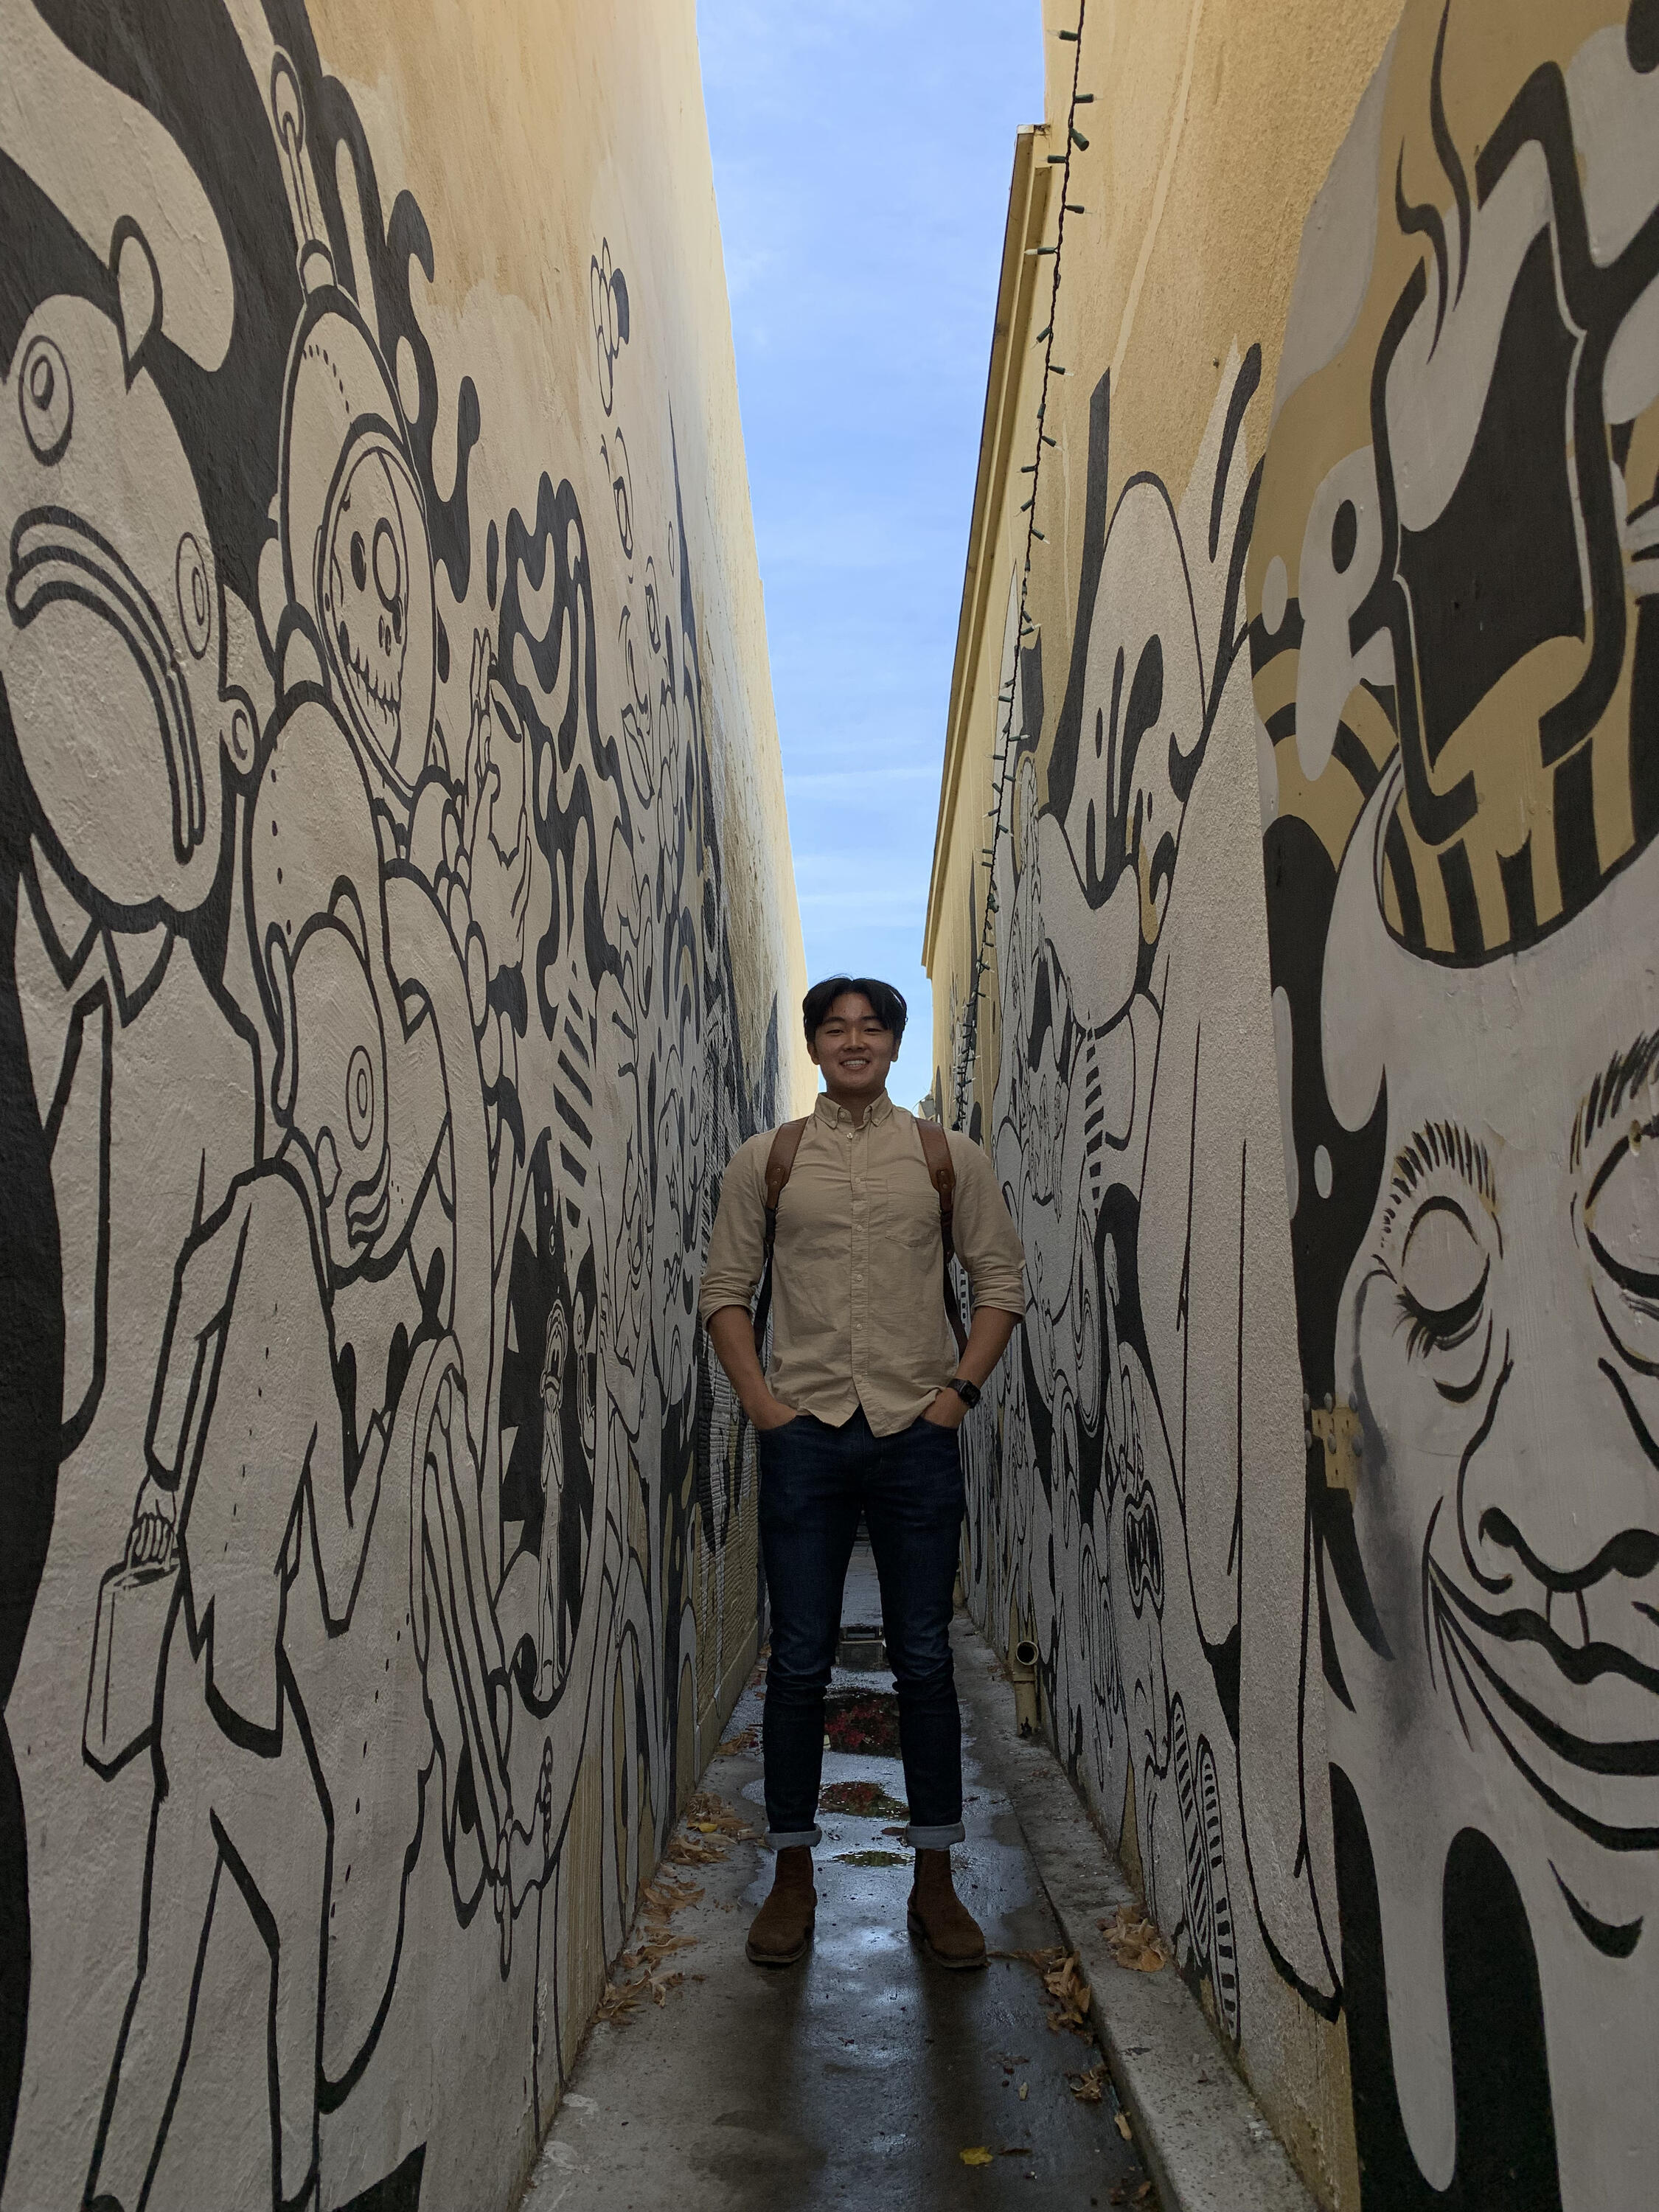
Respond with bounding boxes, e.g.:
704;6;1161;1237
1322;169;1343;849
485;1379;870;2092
1585;1130;1659;1372
1586;1135;1659;1299
1397;1197;1487;1357
351;531;367;592
175;532;212;658
372;515;403;630
18;335;72;464
345;1043;375;1147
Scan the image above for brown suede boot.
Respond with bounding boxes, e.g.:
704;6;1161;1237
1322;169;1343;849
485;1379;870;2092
907;1847;987;1969
745;1844;817;1966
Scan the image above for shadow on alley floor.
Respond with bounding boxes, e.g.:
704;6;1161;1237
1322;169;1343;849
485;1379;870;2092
520;1556;1153;2212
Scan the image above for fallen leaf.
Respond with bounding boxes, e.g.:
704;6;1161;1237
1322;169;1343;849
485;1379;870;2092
1099;1904;1169;1973
1115;2112;1133;2140
640;1875;703;1919
1040;1951;1093;2036
1018;2083;1029;2101
591;1868;712;2022
668;1834;726;1866
685;1791;759;1839
1135;2185;1153;2202
626;1930;698;1973
992;1947;1093;2037
1067;2065;1107;2104
674;1831;731;1865
959;2146;995;2168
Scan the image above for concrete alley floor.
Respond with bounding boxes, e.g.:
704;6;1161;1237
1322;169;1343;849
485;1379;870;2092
521;1545;1152;2212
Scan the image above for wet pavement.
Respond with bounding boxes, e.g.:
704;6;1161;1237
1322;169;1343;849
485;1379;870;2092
520;1544;1152;2211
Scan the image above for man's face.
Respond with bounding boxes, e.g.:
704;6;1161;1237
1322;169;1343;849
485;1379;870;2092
1327;821;1659;1934
810;992;896;1100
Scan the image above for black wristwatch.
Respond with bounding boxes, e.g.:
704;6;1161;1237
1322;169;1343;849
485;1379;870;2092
943;1376;981;1409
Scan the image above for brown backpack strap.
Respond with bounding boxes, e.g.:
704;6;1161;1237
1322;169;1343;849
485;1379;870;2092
917;1120;970;1357
751;1118;808;1357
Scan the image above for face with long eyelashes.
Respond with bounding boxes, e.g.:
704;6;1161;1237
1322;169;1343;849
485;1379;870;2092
1328;792;1659;1913
323;445;414;774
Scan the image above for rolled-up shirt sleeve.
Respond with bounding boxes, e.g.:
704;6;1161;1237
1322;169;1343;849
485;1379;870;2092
949;1135;1026;1317
698;1133;770;1326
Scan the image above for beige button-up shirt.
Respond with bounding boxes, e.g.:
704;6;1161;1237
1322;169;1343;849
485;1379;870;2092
698;1092;1026;1435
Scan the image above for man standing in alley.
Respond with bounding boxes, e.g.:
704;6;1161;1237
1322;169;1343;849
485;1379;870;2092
700;977;1024;1970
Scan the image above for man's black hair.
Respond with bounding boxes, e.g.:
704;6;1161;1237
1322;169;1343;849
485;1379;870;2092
803;975;908;1051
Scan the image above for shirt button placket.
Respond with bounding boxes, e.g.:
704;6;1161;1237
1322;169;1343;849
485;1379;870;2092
852;1119;865;1386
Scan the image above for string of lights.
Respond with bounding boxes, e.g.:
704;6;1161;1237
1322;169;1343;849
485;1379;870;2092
950;2;1090;1133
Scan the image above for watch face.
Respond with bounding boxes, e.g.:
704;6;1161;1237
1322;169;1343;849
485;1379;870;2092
952;1378;980;1408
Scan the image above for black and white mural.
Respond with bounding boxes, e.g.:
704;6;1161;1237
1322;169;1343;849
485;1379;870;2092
0;5;780;2208
959;342;1335;2086
954;2;1659;2204
1256;4;1659;2205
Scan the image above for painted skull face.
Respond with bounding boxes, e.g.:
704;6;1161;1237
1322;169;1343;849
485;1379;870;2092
324;445;413;772
281;294;436;804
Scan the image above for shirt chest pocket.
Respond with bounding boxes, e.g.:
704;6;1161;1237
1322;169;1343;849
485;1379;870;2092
876;1166;946;1252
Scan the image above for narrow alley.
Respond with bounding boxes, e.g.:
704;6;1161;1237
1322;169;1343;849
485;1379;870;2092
1;4;1649;2212
524;1647;1138;2208
521;1550;1305;2212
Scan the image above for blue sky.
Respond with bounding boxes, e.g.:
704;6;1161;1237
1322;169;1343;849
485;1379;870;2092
698;0;1043;1102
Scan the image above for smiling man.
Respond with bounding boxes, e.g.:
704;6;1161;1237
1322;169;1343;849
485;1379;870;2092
700;977;1024;1969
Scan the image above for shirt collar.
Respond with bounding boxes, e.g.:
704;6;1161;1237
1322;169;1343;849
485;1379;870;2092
814;1089;895;1132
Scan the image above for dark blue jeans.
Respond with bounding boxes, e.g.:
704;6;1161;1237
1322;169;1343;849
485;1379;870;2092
757;1406;966;1850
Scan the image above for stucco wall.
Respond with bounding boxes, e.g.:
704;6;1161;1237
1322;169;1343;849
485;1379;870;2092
0;4;808;2209
927;4;1659;2208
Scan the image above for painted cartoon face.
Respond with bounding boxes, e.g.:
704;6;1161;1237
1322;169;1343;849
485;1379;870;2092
1041;480;1203;1031
462;646;532;979
1328;773;1659;1894
248;695;403;1282
279;294;435;801
323;445;411;766
282;905;392;1275
0;296;254;920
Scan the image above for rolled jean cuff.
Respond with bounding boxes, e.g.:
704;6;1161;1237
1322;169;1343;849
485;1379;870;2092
767;1825;822;1850
904;1820;966;1848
